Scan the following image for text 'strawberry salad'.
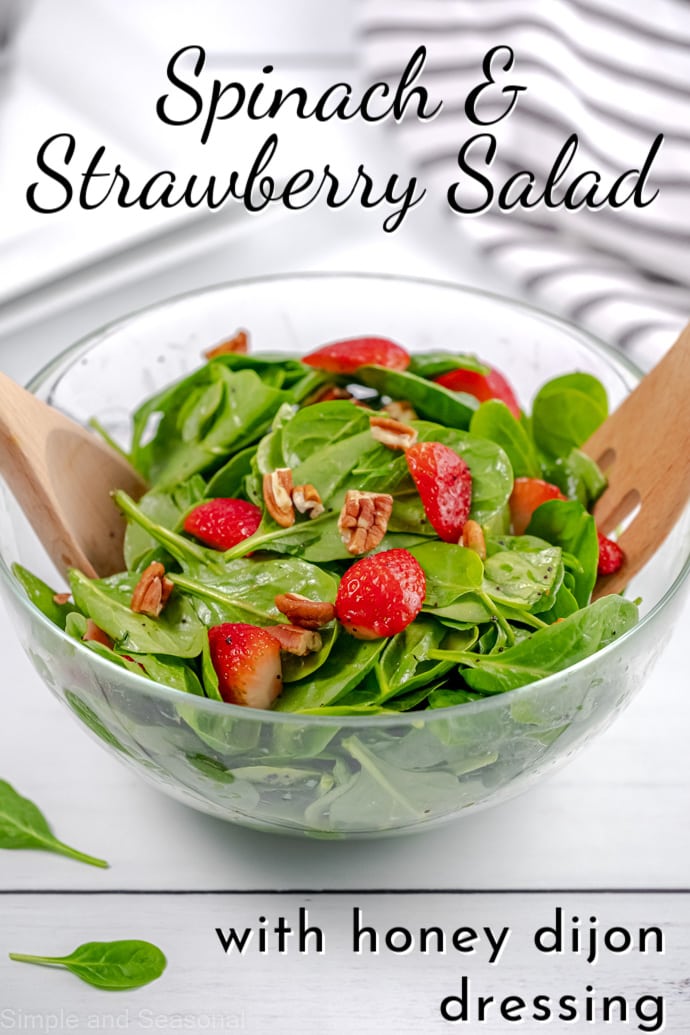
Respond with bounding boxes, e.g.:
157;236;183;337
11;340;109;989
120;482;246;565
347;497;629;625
14;333;634;716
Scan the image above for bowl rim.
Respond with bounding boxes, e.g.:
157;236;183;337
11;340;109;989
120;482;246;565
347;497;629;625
1;270;688;728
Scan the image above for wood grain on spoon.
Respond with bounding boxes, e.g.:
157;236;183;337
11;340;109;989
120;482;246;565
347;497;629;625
583;323;690;599
0;371;147;579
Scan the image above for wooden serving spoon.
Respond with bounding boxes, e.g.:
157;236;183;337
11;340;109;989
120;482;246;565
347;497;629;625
0;370;146;579
583;323;690;599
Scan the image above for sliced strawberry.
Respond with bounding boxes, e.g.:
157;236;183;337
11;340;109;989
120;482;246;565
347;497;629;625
302;336;410;374
435;365;521;419
208;623;283;709
509;477;566;535
597;531;625;575
335;548;425;640
183;498;261;551
405;441;472;543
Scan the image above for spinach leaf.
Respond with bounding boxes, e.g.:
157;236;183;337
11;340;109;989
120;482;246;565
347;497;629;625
470;400;541;478
541;448;607;507
0;780;108;868
304;736;461;830
410;541;484;607
9;940;166;990
131;366;289;487
11;564;75;629
456;596;638;693
483;544;563;613
375;617;454;702
531;373;608;458
525;499;599;607
407;351;490;379
123;475;206;570
69;570;206;659
355;365;478;428
281;401;370;467
275;637;385;711
205;445;256;498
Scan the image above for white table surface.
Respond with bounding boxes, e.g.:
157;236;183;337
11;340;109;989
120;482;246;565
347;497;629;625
0;2;688;1031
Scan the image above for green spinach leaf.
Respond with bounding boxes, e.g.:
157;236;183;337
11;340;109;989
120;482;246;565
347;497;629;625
0;780;108;868
9;940;166;990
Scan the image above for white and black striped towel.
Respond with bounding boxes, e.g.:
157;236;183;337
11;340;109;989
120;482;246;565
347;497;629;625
358;0;690;368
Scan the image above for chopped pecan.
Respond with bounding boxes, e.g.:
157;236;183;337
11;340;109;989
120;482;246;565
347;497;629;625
203;329;248;359
461;519;486;559
263;468;295;527
293;483;325;519
83;619;113;649
131;561;174;618
338;490;393;555
383;399;417;423
369;414;418;451
53;592;71;606
267;625;323;656
274;592;336;629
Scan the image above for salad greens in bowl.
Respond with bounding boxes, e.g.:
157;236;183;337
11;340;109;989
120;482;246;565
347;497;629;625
1;274;688;838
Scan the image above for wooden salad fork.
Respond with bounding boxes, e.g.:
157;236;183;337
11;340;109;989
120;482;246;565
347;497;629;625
0;371;146;579
583;323;690;599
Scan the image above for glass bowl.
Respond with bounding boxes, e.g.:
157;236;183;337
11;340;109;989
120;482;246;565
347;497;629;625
1;273;688;839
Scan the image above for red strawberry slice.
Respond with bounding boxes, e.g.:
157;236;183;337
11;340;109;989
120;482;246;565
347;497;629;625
597;531;625;575
302;336;410;373
335;548;425;639
208;623;283;708
405;441;472;543
183;498;261;551
435;365;521;419
509;477;566;535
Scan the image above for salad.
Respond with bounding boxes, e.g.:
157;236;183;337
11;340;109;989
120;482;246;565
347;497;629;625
14;333;635;717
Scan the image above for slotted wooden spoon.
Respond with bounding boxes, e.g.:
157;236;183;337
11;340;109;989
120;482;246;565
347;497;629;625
583;323;690;598
0;371;146;579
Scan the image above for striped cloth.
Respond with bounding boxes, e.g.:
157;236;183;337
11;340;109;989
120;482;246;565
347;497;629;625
357;0;690;368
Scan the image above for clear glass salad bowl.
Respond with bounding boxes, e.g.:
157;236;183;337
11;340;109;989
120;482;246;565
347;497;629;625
1;273;688;838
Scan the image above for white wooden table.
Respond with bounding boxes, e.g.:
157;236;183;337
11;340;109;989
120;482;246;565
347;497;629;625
0;2;688;1031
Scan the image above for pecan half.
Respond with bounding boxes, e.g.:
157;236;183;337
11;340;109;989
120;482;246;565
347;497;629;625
274;593;336;629
267;625;323;656
131;562;174;618
461;519;486;559
370;414;418;451
203;329;248;359
383;399;418;423
263;468;295;527
338;490;393;555
53;592;71;606
293;483;325;519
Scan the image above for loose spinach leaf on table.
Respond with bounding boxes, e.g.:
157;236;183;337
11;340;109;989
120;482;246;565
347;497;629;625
531;372;608;458
452;595;638;693
0;780;108;868
9;940;166;990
